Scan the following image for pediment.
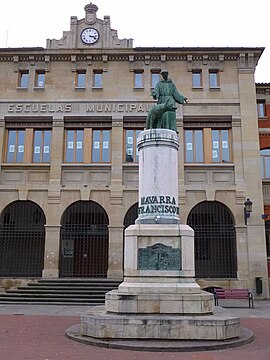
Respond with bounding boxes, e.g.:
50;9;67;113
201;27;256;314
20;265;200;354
46;3;133;50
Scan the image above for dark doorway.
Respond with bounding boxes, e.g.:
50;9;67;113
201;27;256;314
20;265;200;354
59;201;109;278
124;202;138;230
0;201;46;277
187;201;237;278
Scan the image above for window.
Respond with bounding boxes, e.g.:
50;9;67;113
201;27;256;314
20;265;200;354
18;71;29;88
211;129;230;162
260;149;270;179
35;71;45;88
209;70;219;88
257;100;266;118
65;130;84;162
192;71;202;88
76;70;86;88
151;71;160;88
93;70;102;88
92;130;110;162
64;129;111;163
125;129;142;162
6;130;25;162
185;128;231;164
33;130;51;162
134;71;144;88
185;130;203;163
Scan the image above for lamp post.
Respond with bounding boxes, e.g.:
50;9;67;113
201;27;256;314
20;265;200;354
244;198;253;225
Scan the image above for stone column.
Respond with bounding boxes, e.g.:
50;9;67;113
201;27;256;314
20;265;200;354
110;117;123;204
106;118;124;279
238;64;269;297
136;129;180;224
107;225;124;279
42;225;61;278
0;118;5;172
48;116;64;203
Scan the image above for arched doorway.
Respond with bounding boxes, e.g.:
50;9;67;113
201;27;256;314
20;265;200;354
124;202;138;230
187;201;237;278
0;201;46;277
59;201;109;278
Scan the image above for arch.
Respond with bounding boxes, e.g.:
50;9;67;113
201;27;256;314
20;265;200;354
0;200;46;277
59;200;109;278
123;202;138;229
187;201;237;278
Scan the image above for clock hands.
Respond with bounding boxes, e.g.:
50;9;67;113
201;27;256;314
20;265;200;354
81;28;99;44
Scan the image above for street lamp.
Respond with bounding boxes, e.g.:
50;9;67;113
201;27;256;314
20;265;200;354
244;198;253;225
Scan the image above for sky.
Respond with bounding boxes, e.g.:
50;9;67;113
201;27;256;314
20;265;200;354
0;0;269;83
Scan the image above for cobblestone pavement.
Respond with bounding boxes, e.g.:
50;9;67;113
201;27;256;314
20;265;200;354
0;301;270;360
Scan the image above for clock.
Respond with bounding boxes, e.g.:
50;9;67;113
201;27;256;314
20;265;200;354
81;28;100;45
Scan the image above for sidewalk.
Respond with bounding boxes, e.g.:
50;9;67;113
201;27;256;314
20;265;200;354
0;300;270;360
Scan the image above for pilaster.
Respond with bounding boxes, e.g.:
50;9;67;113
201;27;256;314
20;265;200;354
42;225;61;278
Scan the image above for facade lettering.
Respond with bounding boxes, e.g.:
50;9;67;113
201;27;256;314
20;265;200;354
87;104;95;112
5;102;151;114
7;103;73;113
86;103;150;113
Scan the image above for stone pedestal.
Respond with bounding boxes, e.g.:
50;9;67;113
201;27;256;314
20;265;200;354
105;223;213;315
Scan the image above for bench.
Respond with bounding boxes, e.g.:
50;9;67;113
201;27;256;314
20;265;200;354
214;288;254;308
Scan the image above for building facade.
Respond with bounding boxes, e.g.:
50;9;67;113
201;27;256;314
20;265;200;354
0;3;268;297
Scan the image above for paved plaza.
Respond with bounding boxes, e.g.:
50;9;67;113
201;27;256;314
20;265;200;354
0;300;270;360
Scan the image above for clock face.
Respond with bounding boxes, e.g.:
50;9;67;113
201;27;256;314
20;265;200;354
81;28;99;44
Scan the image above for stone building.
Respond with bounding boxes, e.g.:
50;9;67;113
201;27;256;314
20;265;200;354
0;3;268;297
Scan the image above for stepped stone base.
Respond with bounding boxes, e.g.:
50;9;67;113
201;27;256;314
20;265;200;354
105;289;213;314
81;306;240;340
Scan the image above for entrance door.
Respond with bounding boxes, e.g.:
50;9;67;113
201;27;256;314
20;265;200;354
59;201;109;278
0;200;45;277
187;201;237;278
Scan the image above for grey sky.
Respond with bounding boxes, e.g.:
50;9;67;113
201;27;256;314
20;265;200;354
0;0;269;83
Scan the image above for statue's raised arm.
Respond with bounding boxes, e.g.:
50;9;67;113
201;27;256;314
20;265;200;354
146;70;188;132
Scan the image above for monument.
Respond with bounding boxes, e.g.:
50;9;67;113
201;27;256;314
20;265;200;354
67;71;251;350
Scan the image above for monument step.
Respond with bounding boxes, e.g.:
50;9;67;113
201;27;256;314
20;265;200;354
0;298;104;306
0;278;121;305
8;287;114;293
